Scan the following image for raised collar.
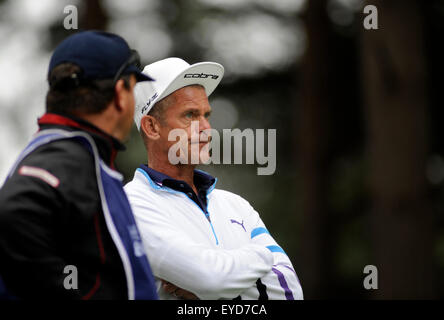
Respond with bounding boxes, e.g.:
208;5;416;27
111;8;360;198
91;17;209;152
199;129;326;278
139;165;216;194
38;112;125;167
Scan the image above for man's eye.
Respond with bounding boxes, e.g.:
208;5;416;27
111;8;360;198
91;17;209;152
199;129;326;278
185;112;193;119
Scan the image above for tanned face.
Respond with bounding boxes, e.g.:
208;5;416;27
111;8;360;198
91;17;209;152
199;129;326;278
155;85;212;164
119;75;137;142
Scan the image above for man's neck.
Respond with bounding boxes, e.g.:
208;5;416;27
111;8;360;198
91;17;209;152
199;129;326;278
80;106;123;143
148;158;197;194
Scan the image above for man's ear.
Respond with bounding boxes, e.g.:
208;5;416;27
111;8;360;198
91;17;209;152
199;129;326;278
141;115;161;140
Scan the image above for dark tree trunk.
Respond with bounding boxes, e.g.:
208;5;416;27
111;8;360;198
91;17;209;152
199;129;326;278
296;0;333;299
80;0;108;31
361;0;435;299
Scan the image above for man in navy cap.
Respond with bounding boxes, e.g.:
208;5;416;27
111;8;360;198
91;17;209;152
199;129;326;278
0;31;158;300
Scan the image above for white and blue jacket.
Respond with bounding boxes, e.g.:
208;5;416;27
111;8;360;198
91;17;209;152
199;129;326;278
124;165;303;300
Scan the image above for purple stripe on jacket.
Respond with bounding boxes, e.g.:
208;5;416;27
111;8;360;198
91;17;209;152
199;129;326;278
271;267;295;300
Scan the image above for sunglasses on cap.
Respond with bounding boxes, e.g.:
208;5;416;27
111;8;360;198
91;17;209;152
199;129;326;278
112;49;142;84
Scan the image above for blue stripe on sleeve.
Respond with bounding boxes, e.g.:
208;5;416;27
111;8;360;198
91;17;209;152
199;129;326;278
251;227;270;238
266;245;287;255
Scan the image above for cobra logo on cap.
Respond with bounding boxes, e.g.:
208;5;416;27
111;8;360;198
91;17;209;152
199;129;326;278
184;73;219;80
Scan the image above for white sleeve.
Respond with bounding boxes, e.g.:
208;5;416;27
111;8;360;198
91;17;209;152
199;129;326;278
241;204;304;300
129;191;274;300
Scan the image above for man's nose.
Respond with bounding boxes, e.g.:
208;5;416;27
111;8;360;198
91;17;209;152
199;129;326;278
199;116;211;132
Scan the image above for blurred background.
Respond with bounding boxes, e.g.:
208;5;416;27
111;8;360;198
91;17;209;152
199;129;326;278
0;0;443;299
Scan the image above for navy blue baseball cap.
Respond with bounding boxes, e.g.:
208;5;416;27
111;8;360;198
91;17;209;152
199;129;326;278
48;30;153;83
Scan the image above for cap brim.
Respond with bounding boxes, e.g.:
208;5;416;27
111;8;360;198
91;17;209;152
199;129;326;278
127;65;154;82
157;62;224;102
135;72;154;82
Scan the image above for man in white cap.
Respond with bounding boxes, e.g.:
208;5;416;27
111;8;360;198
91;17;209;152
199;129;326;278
124;57;303;300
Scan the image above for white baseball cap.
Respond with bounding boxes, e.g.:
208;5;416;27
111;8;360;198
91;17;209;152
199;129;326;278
134;57;224;130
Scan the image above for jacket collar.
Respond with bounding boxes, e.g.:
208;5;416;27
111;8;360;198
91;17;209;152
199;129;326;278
139;164;216;194
38;113;125;168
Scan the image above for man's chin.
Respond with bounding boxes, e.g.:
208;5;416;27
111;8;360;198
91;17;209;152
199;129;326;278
187;145;211;164
120;133;131;144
